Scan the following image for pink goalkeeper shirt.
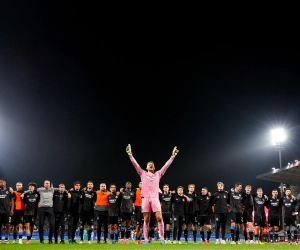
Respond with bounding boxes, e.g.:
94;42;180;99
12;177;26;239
129;155;174;198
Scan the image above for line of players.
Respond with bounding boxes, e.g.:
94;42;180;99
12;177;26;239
0;178;299;245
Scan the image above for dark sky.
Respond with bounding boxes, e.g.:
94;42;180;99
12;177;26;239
1;5;300;196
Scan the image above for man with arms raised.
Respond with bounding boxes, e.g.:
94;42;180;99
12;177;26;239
126;144;179;245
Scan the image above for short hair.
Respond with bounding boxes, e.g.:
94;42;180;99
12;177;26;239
285;188;291;192
235;182;242;187
100;183;106;186
59;183;65;187
110;183;117;188
202;187;208;191
245;185;252;188
28;182;37;189
44;180;50;183
272;189;278;192
87;181;94;184
147;161;154;165
0;178;6;182
257;187;262;191
16;182;23;185
188;184;195;188
74;181;81;186
126;181;132;185
217;182;224;186
163;184;169;188
177;186;184;190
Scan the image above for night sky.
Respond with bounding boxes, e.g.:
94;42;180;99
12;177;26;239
1;6;300;196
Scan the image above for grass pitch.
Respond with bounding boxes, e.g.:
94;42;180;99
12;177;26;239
0;240;298;249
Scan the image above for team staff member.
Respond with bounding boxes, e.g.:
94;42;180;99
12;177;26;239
12;182;25;244
34;180;69;244
95;183;110;244
134;182;143;244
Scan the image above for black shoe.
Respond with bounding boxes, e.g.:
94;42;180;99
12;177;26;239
54;240;58;244
60;240;65;244
97;240;100;244
40;241;44;244
48;240;53;244
72;240;77;244
104;240;107;244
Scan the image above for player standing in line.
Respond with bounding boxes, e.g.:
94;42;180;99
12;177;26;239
126;144;179;245
67;181;82;244
197;187;212;244
53;183;69;244
171;186;190;244
228;182;243;244
11;182;25;244
159;184;172;243
211;182;229;244
253;188;268;244
79;181;96;244
107;183;121;244
183;184;198;244
0;178;14;244
282;188;297;245
241;185;254;244
119;181;136;244
134;182;143;244
22;182;39;244
266;189;282;244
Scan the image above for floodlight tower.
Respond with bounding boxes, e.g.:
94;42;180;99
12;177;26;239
271;128;286;231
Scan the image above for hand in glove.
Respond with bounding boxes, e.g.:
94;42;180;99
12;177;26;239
171;146;179;158
126;144;132;156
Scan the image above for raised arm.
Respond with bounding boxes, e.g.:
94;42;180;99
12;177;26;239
159;146;179;176
126;144;143;175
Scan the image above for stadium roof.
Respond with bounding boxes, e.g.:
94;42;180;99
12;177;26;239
256;166;300;186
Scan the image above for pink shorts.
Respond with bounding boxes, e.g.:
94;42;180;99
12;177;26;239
142;197;161;213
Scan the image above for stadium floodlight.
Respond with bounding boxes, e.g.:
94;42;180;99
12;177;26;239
271;128;286;145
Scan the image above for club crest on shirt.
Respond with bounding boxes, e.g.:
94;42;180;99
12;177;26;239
146;174;156;181
224;195;226;198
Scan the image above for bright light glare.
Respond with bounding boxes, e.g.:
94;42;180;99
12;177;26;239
271;129;286;145
272;167;276;170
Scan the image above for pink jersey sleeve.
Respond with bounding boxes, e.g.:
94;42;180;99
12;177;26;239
129;155;143;176
157;157;174;177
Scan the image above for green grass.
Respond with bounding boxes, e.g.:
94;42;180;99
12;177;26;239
0;240;299;249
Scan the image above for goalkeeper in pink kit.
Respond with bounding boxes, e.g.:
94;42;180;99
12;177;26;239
126;144;179;245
